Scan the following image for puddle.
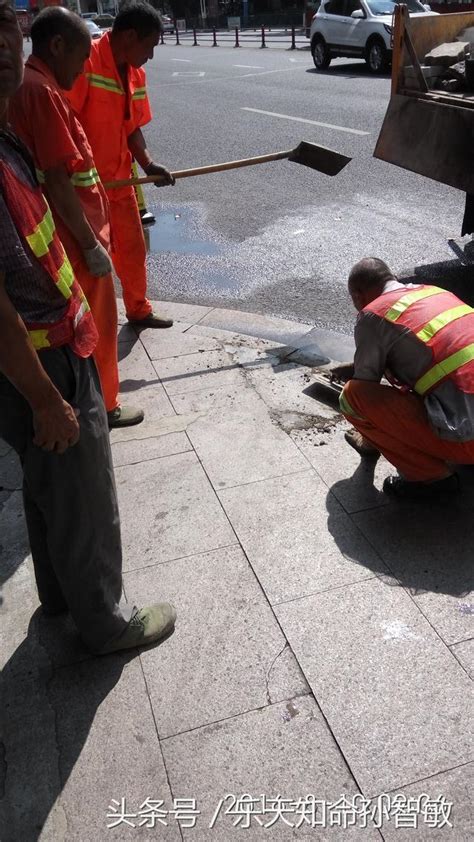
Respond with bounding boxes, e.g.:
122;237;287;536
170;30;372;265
145;209;225;257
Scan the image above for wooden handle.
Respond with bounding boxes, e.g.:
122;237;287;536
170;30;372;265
103;149;293;189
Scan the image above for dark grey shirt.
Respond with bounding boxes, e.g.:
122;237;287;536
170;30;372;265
0;133;67;325
353;280;474;441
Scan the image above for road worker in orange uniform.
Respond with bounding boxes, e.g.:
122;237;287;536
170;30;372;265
10;7;144;428
68;1;175;329
331;257;474;499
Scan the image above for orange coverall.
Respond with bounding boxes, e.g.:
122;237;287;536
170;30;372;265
68;32;153;321
10;55;120;412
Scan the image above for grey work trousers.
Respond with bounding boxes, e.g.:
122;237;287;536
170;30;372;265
0;346;134;651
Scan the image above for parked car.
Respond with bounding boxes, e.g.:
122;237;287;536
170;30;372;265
310;0;437;74
81;12;98;20
160;14;175;33
94;13;115;29
85;19;102;40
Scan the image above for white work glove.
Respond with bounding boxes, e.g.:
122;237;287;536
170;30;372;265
83;242;113;278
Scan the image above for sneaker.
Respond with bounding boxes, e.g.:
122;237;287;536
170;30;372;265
98;603;177;655
383;473;459;499
344;429;380;459
128;312;173;329
107;405;144;429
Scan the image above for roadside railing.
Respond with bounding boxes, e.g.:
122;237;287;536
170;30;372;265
160;27;309;51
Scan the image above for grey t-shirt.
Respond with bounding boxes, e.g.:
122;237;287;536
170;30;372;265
353;280;474;441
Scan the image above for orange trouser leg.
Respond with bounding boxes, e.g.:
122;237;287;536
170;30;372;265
341;380;474;482
71;258;120;413
107;188;152;321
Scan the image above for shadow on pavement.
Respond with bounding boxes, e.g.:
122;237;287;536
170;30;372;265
0;613;128;841
401;259;474;306
306;63;389;79
327;463;474;600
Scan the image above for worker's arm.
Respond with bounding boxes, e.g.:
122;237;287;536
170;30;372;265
127;128;175;185
44;166;112;277
0;271;79;453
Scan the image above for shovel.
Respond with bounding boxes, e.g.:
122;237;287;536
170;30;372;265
103;141;351;190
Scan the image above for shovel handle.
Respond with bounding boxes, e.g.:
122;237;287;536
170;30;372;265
103;149;293;189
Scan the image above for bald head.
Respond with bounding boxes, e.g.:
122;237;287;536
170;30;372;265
32;7;90;52
348;258;397;311
30;7;91;90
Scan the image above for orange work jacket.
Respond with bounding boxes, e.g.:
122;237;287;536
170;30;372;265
67;33;152;200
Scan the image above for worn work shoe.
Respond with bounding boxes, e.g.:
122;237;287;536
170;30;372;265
383;473;459;500
98;603;177;655
107;405;144;429
344;429;380;459
139;209;156;226
128;312;173;329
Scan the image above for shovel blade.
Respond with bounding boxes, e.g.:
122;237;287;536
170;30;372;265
289;140;351;176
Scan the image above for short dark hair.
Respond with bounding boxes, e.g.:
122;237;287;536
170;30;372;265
113;1;162;38
31;7;89;52
348;257;396;292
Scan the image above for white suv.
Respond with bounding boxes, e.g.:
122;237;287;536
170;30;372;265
310;0;437;74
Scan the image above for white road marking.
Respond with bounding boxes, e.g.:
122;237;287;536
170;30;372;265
233;64;264;69
172;71;206;77
241;107;369;136
172;58;192;62
237;67;302;79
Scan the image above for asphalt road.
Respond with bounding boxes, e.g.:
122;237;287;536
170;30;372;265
120;43;473;332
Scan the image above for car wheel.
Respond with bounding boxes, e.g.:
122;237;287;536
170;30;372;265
366;38;389;73
312;37;331;70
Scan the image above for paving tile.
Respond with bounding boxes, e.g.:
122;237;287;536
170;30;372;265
161;695;378;839
155;300;214;324
153;349;244;396
109;411;205;444
199;307;313;345
381;763;473;841
219;471;384;605
352;507;474;645
450;639;474;679
187;395;309;490
292;427;397;514
124;545;306;738
243;362;339;434
139;323;219;360
266;643;310;703
0;492;33;634
117;323;138;344
111;431;191;468
168;378;257;416
187;323;288;356
118;339;160;384
276;578;472;795
0;656;180;841
116;450;236;572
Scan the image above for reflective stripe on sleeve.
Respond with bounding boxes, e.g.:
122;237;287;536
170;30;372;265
26;207;55;258
415;343;474;394
56;257;75;300
70;168;101;187
385;287;444;322
28;329;51;350
132;87;147;100
86;73;124;94
416;304;474;343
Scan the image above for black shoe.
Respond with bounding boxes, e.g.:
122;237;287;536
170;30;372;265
383;473;459;499
140;210;156;226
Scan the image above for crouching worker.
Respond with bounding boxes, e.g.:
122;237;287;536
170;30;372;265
331;257;474;499
0;1;175;653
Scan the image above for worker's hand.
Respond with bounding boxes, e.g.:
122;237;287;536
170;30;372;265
330;363;354;384
144;161;176;186
33;397;80;455
83;242;113;278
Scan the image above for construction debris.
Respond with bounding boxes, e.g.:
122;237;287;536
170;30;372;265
424;41;470;67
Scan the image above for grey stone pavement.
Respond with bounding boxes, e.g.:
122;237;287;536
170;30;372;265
0;300;473;841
